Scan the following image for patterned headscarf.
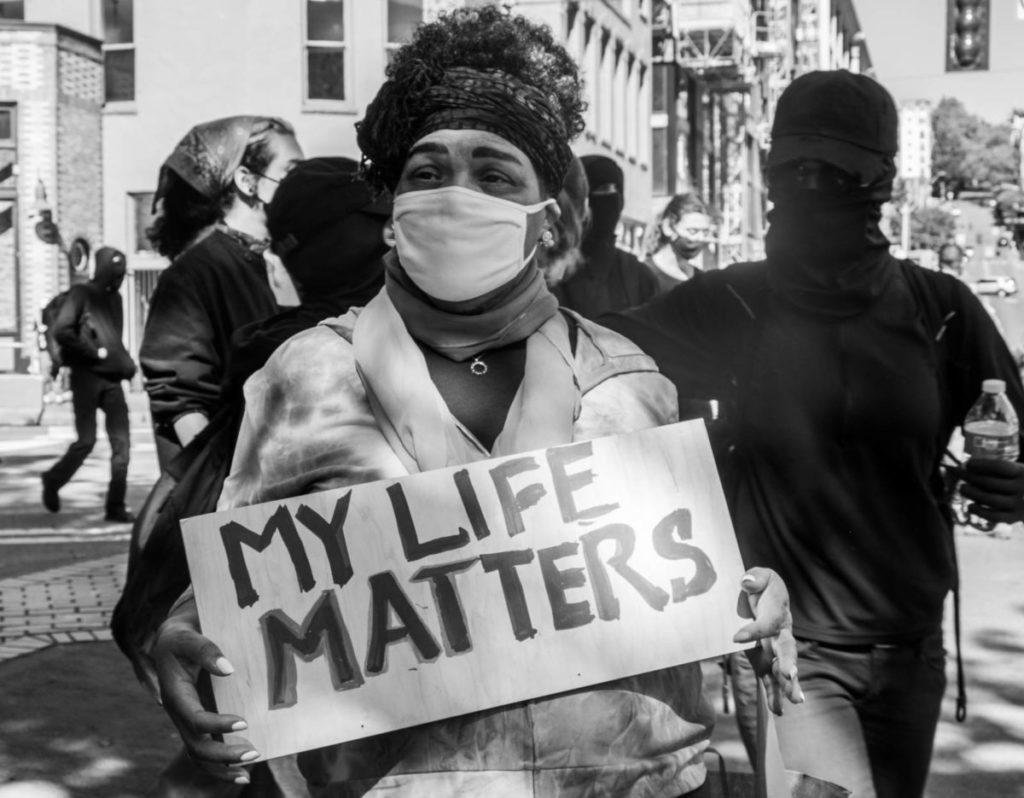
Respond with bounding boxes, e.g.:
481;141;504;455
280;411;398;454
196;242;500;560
357;66;573;194
153;116;291;211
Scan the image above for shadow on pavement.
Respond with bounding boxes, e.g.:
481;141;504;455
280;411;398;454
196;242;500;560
0;642;178;797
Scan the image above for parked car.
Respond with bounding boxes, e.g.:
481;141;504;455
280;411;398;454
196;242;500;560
971;275;1019;297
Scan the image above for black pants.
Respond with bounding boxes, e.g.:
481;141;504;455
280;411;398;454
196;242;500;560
45;368;131;512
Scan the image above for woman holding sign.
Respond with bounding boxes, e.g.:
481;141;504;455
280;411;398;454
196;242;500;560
150;7;802;796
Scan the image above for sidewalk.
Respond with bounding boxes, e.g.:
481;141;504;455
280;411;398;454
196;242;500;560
1;413;1022;796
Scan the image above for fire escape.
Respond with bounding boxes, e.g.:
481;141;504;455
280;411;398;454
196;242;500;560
653;0;765;263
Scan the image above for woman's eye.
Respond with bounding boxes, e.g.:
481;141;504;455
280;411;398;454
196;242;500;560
481;170;513;186
411;167;440;181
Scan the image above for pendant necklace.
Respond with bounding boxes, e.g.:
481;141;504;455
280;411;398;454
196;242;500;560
469;355;488;376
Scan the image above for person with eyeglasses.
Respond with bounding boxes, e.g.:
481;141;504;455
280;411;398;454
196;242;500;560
140;116;304;469
603;70;1024;798
643;191;717;292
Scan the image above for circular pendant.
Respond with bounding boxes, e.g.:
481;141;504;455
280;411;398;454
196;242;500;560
470;356;488;376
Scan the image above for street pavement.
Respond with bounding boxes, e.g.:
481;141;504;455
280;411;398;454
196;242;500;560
0;394;1023;796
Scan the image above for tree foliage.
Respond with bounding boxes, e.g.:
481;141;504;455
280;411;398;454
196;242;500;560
932;97;1020;189
888;202;957;251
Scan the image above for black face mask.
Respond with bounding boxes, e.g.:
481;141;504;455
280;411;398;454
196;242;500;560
670;238;705;262
584;193;623;250
767;199;873;264
765;196;893;317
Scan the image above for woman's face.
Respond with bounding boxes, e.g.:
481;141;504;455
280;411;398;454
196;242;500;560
396;129;545;204
395;129;553;257
664;212;713;247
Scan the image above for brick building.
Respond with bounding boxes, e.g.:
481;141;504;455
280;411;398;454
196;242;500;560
0;21;102;377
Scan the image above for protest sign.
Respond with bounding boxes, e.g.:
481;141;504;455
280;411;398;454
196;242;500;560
181;419;750;760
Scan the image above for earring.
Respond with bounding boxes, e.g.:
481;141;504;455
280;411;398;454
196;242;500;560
541;229;556;249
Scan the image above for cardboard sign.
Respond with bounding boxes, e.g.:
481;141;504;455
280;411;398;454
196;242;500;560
182;420;749;761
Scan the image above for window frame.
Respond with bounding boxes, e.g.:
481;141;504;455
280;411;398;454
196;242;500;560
303;0;352;111
101;0;136;106
384;0;424;64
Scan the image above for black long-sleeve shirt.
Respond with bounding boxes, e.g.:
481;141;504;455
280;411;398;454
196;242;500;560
140;228;278;442
603;257;1024;644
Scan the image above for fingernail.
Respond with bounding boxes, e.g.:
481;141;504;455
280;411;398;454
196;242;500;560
786;666;798;681
795;687;806;703
740;574;757;586
240;750;261;762
215;656;235;675
230;720;248;732
234;776;251;785
733;632;752;643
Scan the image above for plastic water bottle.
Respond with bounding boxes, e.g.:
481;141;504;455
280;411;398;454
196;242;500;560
957;379;1019;532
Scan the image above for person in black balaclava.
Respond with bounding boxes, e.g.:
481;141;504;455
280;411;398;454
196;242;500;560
602;70;1024;798
42;247;137;522
550;154;659;318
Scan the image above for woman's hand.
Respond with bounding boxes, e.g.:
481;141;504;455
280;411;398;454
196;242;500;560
732;567;804;715
959;458;1024;526
152;599;260;785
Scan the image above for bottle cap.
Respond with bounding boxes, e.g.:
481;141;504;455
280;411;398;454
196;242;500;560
982;379;1006;394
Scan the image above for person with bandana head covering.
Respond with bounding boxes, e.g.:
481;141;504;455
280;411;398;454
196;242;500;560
643;192;717;292
140;116;303;470
603;70;1024;798
550;155;661;318
145;8;801;798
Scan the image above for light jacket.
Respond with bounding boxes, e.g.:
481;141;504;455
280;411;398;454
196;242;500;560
220;308;714;798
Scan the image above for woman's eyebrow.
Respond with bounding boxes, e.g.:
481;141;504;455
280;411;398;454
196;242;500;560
407;142;450;158
472;146;523;164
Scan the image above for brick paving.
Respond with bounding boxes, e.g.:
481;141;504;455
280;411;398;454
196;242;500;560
0;553;124;662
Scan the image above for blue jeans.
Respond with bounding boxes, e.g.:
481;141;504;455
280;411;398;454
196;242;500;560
729;631;946;798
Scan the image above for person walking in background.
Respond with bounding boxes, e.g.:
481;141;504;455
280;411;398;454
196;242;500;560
140;116;303;470
603;70;1024;798
41;246;137;523
644;192;716;292
551;154;660;317
937;241;965;276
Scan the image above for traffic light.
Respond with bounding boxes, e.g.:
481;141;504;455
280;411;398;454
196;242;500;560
946;0;989;71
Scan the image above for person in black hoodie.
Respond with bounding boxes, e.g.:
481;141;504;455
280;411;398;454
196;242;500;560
551;154;659;318
113;156;389;797
42;246;137;522
140;116;303;470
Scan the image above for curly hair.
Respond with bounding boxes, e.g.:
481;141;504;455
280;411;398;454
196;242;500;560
147;119;293;260
357;5;586;194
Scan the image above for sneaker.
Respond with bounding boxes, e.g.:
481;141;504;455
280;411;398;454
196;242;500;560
42;475;60;513
104;507;136;524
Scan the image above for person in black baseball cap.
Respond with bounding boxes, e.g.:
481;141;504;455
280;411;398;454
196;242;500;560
602;70;1024;798
42;245;137;522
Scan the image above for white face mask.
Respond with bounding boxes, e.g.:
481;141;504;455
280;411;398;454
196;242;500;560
393;185;555;302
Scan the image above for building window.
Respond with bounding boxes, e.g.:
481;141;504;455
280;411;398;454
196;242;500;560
0;1;24;20
387;0;423;61
652;126;668;195
130;192;157;253
306;0;346;101
102;0;135;103
0;105;15;335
